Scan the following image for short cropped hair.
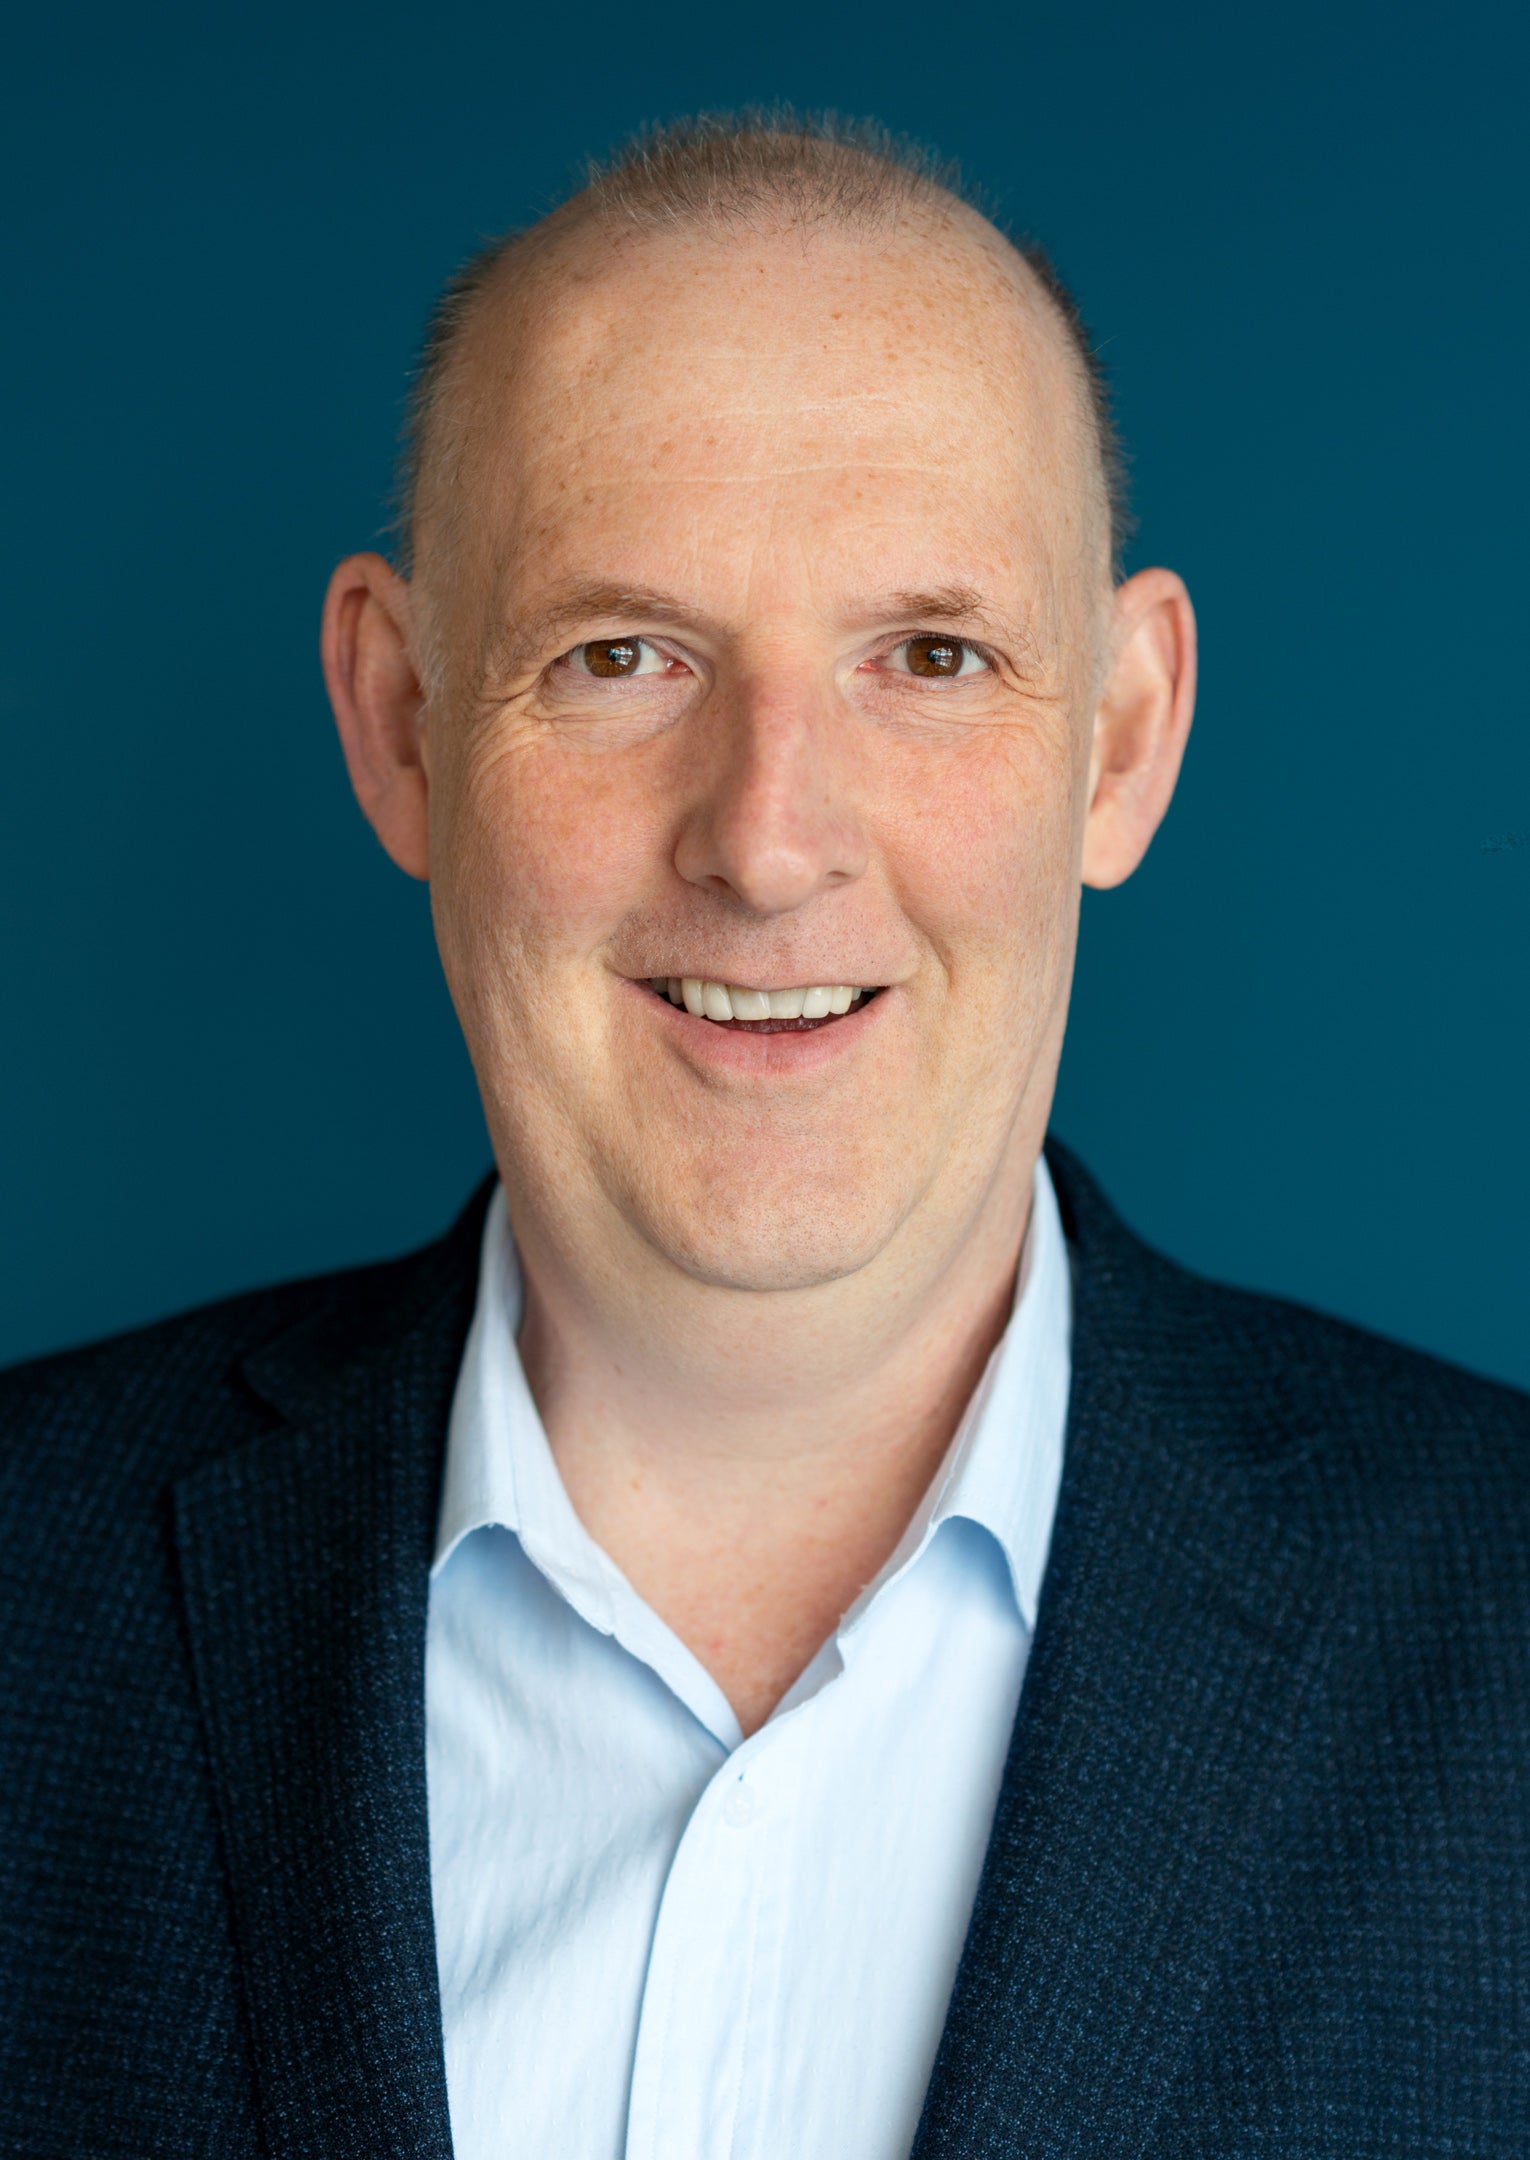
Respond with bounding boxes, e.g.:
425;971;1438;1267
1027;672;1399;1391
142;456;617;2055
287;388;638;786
395;108;1129;579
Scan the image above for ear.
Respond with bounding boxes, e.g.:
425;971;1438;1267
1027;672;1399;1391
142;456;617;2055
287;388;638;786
1080;567;1197;890
321;552;432;880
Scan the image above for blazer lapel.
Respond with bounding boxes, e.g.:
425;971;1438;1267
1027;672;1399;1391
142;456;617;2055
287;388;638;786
173;1193;488;2160
912;1144;1343;2157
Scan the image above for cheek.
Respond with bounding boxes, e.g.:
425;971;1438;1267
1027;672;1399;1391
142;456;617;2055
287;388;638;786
436;732;664;977
880;725;1082;985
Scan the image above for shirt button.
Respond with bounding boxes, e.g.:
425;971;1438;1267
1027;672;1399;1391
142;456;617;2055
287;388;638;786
721;1782;758;1828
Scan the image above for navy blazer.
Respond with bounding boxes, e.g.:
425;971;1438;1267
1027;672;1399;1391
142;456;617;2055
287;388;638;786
2;1140;1527;2157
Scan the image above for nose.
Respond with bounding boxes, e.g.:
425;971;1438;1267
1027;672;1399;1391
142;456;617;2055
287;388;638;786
672;680;869;916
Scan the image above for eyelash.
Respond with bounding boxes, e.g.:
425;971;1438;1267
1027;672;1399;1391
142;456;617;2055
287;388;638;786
554;635;992;682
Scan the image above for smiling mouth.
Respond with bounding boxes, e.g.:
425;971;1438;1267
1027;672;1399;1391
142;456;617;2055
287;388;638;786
645;977;879;1032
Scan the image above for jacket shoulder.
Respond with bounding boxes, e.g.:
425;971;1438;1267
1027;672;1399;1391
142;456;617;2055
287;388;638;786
1172;1260;1530;1516
1046;1135;1530;1500
1153;1225;1528;1423
0;1182;493;1506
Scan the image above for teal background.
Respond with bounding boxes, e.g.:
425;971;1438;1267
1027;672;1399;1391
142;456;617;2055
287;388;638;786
3;0;1526;1384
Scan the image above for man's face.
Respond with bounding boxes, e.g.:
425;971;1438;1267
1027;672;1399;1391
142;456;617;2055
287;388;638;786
416;218;1112;1296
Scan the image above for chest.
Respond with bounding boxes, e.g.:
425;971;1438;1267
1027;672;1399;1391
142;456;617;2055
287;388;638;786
425;1520;1027;2160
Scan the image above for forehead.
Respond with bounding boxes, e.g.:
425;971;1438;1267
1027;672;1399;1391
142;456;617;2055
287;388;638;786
444;215;1096;605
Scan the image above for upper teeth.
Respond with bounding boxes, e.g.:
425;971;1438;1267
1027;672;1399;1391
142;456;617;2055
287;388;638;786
649;979;864;1022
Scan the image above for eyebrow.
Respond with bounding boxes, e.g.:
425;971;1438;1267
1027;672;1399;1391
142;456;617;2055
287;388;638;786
491;584;705;680
882;585;986;621
854;586;1042;663
877;586;1013;637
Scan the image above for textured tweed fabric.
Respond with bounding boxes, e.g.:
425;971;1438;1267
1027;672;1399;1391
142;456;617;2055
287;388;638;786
1;1142;1527;2158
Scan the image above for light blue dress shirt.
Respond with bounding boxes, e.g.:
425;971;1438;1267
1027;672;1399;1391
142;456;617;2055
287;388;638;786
426;1157;1072;2160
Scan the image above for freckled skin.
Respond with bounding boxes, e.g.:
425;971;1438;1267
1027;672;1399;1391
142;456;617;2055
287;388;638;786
323;207;1195;1730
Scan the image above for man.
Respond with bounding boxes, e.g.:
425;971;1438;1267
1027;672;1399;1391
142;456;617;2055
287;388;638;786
2;113;1526;2160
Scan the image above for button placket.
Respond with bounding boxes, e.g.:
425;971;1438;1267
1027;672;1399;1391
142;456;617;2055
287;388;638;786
624;1749;771;2159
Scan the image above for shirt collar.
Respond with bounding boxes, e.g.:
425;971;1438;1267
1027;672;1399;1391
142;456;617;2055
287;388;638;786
834;1156;1072;1637
433;1155;1072;1638
433;1193;623;1631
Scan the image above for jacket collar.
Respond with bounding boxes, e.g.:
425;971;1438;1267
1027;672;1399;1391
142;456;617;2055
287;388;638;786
172;1181;492;2160
911;1138;1343;2155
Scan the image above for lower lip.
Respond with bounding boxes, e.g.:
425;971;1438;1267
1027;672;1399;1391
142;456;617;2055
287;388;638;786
623;981;887;1074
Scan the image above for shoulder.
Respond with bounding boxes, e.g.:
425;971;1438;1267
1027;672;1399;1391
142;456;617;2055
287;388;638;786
1045;1135;1530;1513
0;1181;494;1522
1169;1258;1530;1542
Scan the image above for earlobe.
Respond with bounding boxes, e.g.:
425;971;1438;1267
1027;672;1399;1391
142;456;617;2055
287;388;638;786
1080;567;1197;891
320;553;433;881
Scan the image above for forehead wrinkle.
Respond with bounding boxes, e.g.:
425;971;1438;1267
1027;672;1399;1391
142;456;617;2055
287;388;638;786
525;346;1016;445
531;465;1003;491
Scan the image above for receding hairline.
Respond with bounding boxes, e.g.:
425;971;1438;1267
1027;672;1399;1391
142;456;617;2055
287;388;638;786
395;113;1128;586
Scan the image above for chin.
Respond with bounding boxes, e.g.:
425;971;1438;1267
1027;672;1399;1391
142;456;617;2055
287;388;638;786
647;1220;901;1295
612;1147;923;1294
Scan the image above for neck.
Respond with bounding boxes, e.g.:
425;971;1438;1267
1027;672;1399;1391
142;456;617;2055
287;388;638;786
509;1135;1040;1735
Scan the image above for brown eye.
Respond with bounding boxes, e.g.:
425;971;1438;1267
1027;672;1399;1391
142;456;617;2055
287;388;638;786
904;636;965;677
581;639;642;677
